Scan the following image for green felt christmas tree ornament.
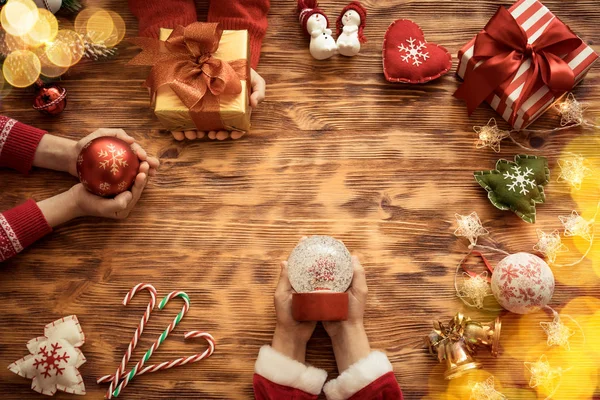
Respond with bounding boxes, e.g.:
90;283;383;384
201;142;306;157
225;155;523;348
474;154;550;224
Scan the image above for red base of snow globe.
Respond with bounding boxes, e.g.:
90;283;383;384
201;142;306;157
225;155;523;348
292;292;349;321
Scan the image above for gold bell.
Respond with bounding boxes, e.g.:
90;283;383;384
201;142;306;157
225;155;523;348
463;316;501;357
442;339;481;380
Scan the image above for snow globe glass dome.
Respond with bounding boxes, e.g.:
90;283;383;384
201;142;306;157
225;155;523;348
288;235;353;321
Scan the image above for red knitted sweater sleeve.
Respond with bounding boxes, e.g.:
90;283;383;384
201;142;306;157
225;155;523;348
128;0;269;69
207;0;270;68
0;116;46;174
0;116;53;262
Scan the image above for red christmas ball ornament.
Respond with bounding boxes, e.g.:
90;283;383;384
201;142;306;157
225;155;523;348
76;137;140;197
32;80;67;115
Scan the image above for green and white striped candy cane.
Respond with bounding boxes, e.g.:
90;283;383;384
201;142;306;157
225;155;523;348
112;291;190;398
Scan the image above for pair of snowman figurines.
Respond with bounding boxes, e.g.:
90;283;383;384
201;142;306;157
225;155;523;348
298;0;367;60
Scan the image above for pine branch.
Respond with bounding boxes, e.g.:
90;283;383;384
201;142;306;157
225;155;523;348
60;0;83;13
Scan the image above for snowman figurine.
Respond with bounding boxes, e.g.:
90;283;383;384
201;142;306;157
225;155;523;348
298;0;337;60
336;2;367;57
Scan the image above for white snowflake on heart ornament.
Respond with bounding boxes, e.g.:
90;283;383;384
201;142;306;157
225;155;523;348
398;37;429;66
8;315;86;396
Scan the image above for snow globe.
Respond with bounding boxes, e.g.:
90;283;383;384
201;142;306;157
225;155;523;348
288;235;353;321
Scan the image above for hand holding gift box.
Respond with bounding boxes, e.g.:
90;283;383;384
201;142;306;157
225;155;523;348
129;23;251;133
455;0;598;130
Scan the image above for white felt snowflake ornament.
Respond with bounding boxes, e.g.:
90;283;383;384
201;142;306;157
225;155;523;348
398;37;429;66
8;316;86;396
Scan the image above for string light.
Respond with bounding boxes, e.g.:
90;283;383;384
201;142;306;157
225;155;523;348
559;211;593;242
474;119;510;153
557;154;592;190
454;212;489;246
533;230;568;264
524;355;566;399
554;92;587;126
540;313;576;351
459;272;491;309
472;93;599;153
469;376;506;400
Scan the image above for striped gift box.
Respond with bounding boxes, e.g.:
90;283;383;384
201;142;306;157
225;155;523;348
457;0;598;129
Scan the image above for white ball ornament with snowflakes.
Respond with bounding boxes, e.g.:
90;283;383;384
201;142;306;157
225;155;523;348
491;252;554;314
33;0;62;14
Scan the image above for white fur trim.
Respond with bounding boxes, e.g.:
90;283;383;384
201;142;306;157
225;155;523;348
254;345;327;395
323;351;393;400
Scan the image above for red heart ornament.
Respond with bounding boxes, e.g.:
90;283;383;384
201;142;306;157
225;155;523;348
382;19;451;84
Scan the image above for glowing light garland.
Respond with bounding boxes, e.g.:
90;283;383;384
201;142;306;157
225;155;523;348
469;376;506;400
473;93;600;153
524;355;569;400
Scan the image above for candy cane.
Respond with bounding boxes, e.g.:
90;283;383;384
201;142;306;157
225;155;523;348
111;291;190;398
117;331;215;378
97;283;157;399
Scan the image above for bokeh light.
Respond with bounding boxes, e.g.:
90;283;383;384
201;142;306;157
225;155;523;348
75;8;125;47
45;29;84;68
0;0;39;37
23;9;58;47
2;49;41;88
33;46;69;78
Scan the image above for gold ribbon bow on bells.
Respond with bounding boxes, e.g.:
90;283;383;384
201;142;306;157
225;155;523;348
129;23;249;131
426;313;502;379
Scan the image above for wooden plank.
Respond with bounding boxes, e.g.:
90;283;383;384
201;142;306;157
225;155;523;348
1;0;599;398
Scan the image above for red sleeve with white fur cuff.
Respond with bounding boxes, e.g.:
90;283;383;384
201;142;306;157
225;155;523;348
323;351;402;400
254;345;327;397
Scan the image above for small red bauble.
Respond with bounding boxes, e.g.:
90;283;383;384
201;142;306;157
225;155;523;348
76;137;140;197
32;80;67;115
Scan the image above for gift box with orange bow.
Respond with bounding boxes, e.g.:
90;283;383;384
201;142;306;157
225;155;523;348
130;23;251;132
454;0;598;130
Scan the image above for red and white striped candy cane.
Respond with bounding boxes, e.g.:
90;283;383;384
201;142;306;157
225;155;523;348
124;331;215;377
111;291;190;398
97;283;157;399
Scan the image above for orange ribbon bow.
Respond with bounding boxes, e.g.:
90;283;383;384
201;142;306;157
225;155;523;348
129;23;248;131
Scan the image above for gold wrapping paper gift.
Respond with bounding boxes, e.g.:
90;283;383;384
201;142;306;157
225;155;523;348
154;28;251;132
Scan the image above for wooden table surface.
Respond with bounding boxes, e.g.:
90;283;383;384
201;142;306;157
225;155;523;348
1;1;600;399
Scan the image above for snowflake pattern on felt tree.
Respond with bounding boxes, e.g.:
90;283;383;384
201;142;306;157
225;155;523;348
474;155;550;223
8;315;86;396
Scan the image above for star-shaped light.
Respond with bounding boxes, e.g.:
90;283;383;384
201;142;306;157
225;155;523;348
533;230;568;264
540;313;576;350
559;211;593;242
454;212;489;246
470;376;506;400
557;154;592;190
554;93;587;126
524;355;563;394
474;118;510;153
459;272;491;309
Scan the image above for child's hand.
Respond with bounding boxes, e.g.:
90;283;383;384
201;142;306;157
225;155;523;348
323;256;372;372
37;162;151;227
170;69;266;141
68;161;150;220
271;261;316;363
69;128;159;178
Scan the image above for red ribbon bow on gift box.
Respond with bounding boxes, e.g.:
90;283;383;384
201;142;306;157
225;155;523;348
454;6;582;118
129;23;247;130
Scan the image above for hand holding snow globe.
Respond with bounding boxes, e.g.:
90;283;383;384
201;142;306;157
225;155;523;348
288;235;353;321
